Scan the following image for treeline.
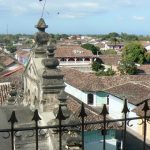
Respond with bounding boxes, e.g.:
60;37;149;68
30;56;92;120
0;34;33;45
94;32;150;41
0;34;69;45
1;32;150;45
0;34;34;53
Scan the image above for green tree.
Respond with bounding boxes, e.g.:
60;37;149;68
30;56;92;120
110;37;120;46
108;32;120;38
144;52;150;63
3;36;11;45
120;33;139;41
122;42;146;64
81;43;99;55
6;45;17;53
100;49;117;55
118;60;137;75
92;61;104;72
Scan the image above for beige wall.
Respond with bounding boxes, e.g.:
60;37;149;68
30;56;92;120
137;119;150;141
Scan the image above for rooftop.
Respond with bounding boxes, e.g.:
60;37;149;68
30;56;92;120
0;53;15;67
55;45;94;58
98;55;121;66
15;50;30;57
62;67;150;105
105;82;150;105
137;64;150;74
67;94;119;130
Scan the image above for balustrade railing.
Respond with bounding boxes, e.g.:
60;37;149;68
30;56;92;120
0;100;150;150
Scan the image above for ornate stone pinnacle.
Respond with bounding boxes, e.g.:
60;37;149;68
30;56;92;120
35;18;48;31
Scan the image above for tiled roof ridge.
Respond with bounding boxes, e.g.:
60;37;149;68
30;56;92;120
104;81;150;91
56;45;94;57
62;67;150;92
1;51;22;66
129;81;150;89
104;81;130;91
0;65;24;79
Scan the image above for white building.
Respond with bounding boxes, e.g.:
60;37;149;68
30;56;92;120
55;45;96;72
62;68;150;123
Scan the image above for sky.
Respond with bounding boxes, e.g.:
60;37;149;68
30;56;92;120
0;0;150;35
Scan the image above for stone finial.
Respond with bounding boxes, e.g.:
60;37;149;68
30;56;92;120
33;18;49;57
35;18;48;31
58;90;68;102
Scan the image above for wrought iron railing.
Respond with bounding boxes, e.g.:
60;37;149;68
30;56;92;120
0;99;150;150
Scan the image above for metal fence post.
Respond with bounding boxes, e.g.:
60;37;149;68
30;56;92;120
100;104;109;150
122;99;129;150
79;102;87;150
32;109;41;150
142;101;149;150
56;104;66;150
8;111;18;150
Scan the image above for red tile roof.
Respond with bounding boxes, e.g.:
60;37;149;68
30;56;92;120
105;82;150;105
55;45;94;58
98;55;121;66
137;65;150;74
0;66;24;84
15;50;30;57
134;101;150;117
3;57;15;66
0;53;15;67
67;95;119;130
62;67;150;91
62;67;150;105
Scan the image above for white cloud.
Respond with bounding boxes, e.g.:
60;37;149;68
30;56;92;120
0;0;109;17
60;13;86;19
0;0;147;19
133;16;145;21
117;0;143;7
65;2;99;9
119;0;134;6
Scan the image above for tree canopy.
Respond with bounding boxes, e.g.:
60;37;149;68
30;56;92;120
145;52;150;63
96;32;140;41
118;60;137;75
6;45;17;53
81;43;99;55
122;42;146;64
92;61;104;72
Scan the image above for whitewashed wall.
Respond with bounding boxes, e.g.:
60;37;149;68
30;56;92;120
108;94;139;131
65;82;139;131
65;83;97;106
109;95;135;113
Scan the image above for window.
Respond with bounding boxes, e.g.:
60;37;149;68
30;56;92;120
107;95;109;105
87;93;94;105
28;89;30;95
34;96;37;105
29;67;31;73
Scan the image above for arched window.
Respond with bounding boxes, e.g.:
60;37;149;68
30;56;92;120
34;96;38;106
29;67;31;73
87;93;94;105
28;89;30;95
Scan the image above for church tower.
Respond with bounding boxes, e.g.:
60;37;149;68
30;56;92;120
23;18;82;150
23;18;65;112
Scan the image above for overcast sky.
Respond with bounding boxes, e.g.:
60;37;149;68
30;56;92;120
0;0;150;35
